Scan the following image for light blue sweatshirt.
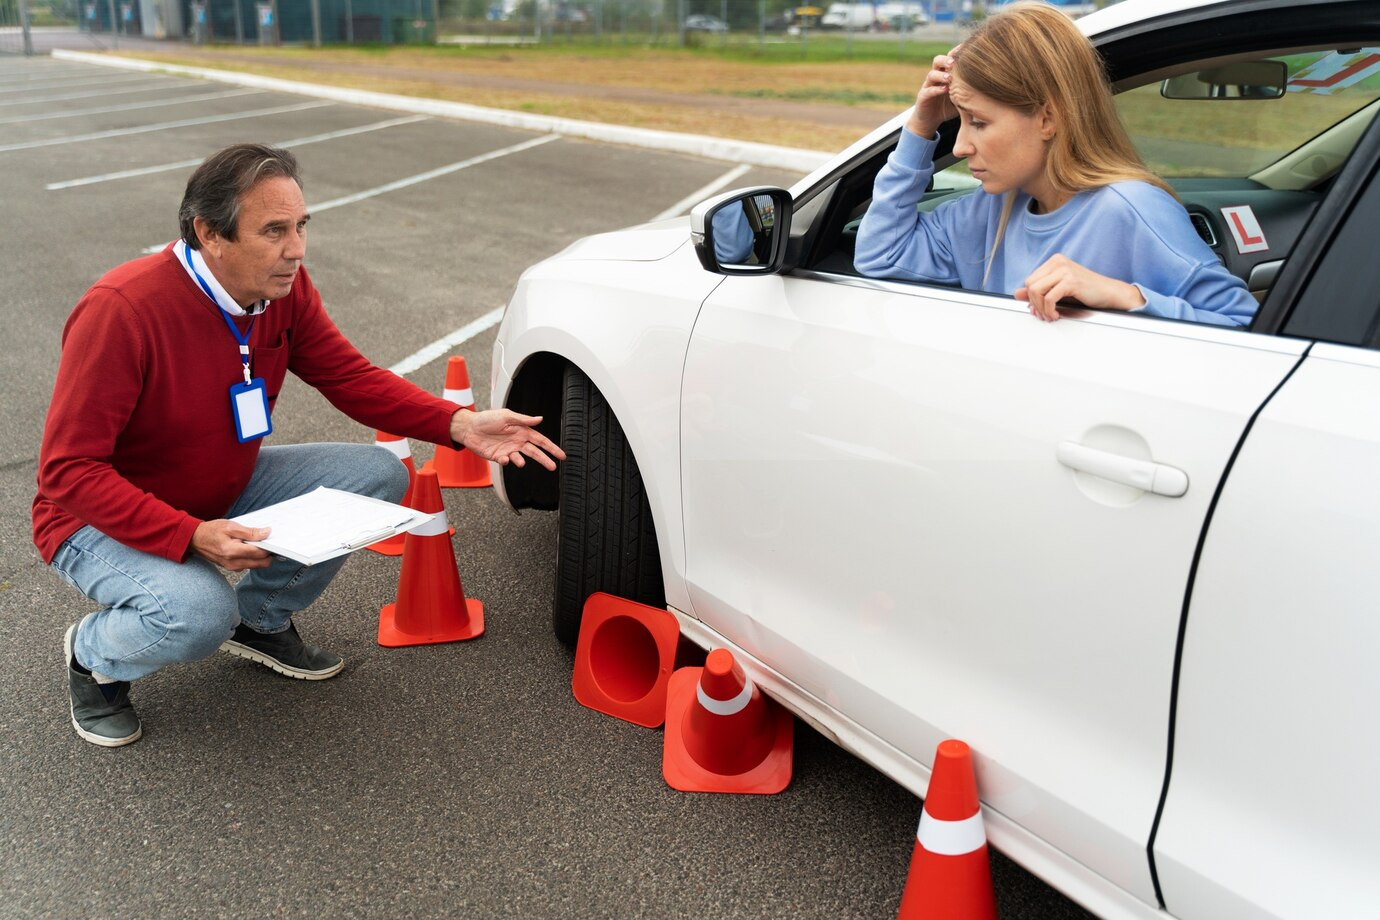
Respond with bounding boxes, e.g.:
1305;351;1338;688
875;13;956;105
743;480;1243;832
712;201;756;264
854;129;1258;327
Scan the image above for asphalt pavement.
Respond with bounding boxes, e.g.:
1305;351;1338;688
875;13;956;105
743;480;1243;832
0;48;1095;919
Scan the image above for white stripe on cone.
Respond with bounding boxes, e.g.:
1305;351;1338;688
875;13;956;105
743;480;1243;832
916;810;987;856
409;511;449;537
443;387;474;408
696;675;755;716
375;437;412;461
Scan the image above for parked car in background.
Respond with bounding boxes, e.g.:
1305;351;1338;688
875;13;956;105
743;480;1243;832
785;4;824;28
823;0;929;29
877;1;930;27
820;2;878;29
491;0;1380;917
682;13;729;31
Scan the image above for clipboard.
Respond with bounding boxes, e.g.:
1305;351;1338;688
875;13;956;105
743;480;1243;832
231;487;435;566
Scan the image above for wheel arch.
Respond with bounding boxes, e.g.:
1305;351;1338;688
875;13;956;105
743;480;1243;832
497;350;566;511
497;347;676;546
497;341;695;615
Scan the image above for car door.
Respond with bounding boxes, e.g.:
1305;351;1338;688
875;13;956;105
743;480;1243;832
1153;125;1380;920
679;269;1304;904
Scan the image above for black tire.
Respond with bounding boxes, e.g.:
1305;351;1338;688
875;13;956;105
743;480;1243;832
553;366;665;647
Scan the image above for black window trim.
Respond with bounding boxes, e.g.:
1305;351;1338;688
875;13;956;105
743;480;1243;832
1265;113;1380;342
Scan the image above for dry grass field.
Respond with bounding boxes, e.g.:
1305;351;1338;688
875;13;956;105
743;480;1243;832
115;43;940;151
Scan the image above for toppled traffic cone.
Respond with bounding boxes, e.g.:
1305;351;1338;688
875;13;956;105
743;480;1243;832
365;431;416;556
378;469;484;647
573;593;681;728
897;739;997;920
662;648;792;794
422;356;493;489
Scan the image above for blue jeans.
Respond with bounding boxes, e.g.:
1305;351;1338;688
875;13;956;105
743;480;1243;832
50;443;409;682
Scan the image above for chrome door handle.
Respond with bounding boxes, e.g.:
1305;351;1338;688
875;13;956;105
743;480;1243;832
1056;441;1189;498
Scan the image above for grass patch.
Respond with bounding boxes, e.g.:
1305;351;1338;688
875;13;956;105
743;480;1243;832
433;30;951;63
113;42;930;149
729;86;915;106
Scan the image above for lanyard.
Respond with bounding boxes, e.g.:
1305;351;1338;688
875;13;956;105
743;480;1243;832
181;245;256;384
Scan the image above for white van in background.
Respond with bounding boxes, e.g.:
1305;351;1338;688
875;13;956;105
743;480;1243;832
878;1;930;26
820;2;877;29
821;1;929;30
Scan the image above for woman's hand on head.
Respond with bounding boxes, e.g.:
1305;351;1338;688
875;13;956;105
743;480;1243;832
908;45;962;139
1015;254;1147;322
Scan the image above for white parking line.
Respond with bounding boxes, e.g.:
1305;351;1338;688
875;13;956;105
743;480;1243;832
389;308;505;376
0;80;183;107
331;139;558;376
650;164;753;221
309;134;560;213
0;67;98;81
0;100;333;153
0;67;112;83
0;72;163;93
0;88;262;125
47;114;430;190
139;133;560;252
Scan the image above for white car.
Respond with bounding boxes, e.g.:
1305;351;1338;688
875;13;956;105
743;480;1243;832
821;2;880;29
490;1;1380;917
682;13;729;32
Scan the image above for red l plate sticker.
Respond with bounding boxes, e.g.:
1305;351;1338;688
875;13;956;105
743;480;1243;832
1221;205;1269;254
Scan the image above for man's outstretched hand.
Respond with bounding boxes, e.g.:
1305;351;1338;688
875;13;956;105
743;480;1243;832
450;408;566;471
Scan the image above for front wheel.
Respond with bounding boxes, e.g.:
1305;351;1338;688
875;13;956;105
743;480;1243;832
552;366;665;647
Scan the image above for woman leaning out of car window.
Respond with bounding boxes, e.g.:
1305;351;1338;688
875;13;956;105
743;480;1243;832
853;1;1258;327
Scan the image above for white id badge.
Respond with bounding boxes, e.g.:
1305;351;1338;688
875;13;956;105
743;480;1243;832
229;378;272;443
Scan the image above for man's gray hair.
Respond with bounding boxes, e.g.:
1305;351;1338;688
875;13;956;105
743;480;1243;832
179;144;302;250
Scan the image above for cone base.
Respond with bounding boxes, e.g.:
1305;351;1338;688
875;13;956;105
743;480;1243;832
377;598;485;647
898;843;998;920
421;458;493;489
572;593;680;728
662;666;793;794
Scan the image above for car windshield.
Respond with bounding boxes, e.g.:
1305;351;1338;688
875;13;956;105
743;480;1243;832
1117;48;1380;181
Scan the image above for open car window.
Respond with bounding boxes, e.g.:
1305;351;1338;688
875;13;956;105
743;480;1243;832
815;46;1380;314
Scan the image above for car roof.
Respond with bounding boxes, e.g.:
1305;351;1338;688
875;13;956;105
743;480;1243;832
1076;0;1245;36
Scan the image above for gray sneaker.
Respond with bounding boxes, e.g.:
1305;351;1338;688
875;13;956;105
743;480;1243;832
65;624;142;748
219;622;343;680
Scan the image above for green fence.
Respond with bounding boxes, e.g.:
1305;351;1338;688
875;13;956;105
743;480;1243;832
184;0;436;44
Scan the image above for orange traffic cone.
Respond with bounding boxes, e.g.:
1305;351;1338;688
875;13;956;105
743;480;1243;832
662;648;792;794
365;430;454;556
572;593;682;728
377;469;484;647
896;739;997;920
422;356;493;489
365;431;416;556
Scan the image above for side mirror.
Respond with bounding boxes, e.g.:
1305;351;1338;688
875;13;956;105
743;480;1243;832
690;187;793;274
1160;60;1287;99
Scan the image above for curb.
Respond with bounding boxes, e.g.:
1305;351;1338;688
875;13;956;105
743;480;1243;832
50;49;834;173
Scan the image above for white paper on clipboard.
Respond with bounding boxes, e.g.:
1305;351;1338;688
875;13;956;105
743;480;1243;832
231;487;434;565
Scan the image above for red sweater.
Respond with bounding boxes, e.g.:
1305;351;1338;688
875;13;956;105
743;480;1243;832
33;246;459;564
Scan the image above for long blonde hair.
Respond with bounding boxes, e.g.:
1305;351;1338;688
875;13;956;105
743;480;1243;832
956;2;1169;198
954;3;1170;286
